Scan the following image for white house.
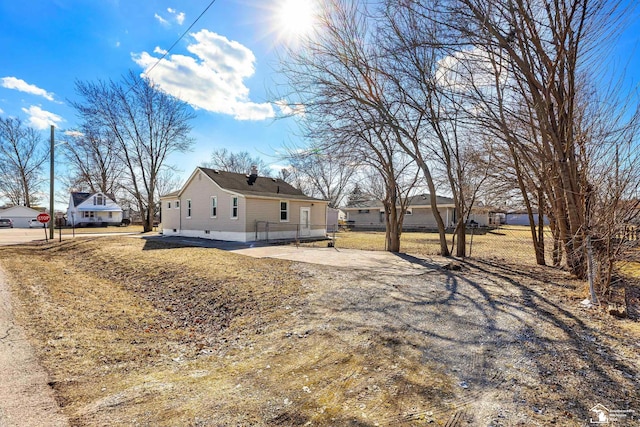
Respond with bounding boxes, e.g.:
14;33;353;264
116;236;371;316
160;167;328;242
66;192;123;227
0;205;45;228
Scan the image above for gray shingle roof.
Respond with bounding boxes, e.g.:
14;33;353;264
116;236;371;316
345;194;455;209
198;167;326;202
71;192;92;207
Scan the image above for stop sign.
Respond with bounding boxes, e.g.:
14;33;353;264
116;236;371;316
37;213;51;223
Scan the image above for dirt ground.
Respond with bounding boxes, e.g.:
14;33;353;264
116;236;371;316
0;237;638;426
0;266;69;426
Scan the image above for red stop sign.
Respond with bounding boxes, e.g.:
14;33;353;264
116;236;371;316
37;213;51;223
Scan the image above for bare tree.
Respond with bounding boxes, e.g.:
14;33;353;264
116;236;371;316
279;0;425;251
72;71;195;232
204;148;273;176
282;146;357;207
422;0;638;279
61;127;125;196
0;117;47;207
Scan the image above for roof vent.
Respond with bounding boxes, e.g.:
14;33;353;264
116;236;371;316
248;165;258;185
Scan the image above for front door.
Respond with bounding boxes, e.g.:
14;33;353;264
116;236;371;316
300;207;311;237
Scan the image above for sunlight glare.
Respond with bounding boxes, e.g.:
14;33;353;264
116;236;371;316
274;0;318;43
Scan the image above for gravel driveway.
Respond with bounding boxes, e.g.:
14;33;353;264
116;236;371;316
235;245;639;425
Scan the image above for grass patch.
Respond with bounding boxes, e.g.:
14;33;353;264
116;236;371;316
322;226;553;265
0;236;454;425
58;225;145;234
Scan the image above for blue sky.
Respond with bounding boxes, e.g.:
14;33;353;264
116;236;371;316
1;0;639;208
0;0;309;200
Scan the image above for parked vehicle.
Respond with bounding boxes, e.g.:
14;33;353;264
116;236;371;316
28;218;46;228
0;218;13;228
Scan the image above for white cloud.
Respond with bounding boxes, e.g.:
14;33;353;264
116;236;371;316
161;8;186;26
275;99;305;116
21;105;63;130
116;41;121;48
154;46;168;55
64;130;84;138
1;77;55;102
132;29;275;121
154;13;169;26
0;108;3;114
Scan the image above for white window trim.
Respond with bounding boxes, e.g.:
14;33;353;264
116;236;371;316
279;200;289;222
186;199;192;219
211;196;217;218
405;209;413;216
175;200;180;209
167;201;172;209
231;196;239;219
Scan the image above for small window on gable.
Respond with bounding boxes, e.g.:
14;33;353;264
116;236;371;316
187;199;192;218
231;196;239;219
168;201;172;209
211;196;217;218
280;201;289;222
94;194;105;205
176;201;180;209
358;209;370;214
405;209;412;216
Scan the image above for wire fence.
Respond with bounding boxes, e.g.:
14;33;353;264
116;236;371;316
254;221;639;268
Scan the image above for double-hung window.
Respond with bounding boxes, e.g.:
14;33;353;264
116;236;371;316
231;196;239;219
211;196;217;218
280;201;289;222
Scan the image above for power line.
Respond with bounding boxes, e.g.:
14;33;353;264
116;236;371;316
145;0;218;77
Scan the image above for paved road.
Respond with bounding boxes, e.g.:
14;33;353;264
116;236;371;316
0;266;69;426
0;228;141;246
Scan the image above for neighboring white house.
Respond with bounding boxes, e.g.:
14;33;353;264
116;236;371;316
160;167;328;242
66;192;123;227
0;205;45;228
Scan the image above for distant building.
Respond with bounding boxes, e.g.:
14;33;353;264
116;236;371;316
66;192;123;226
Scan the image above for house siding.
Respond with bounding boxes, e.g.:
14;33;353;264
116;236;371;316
346;206;458;230
177;170;246;234
0;206;43;228
160;168;327;243
68;193;123;226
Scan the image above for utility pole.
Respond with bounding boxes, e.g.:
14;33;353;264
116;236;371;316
49;125;54;240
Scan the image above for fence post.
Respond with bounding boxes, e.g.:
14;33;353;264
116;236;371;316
296;223;300;247
468;225;475;257
586;235;598;305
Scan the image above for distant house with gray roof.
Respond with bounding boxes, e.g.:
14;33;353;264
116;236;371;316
66;192;123;227
160;166;328;242
342;194;490;231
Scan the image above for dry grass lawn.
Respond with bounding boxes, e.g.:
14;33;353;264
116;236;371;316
1;235;638;426
323;226;555;265
0;237;456;426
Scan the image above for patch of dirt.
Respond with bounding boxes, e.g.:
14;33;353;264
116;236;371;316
0;237;638;426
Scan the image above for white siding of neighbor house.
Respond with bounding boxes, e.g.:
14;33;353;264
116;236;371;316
0;206;43;228
68;193;122;226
